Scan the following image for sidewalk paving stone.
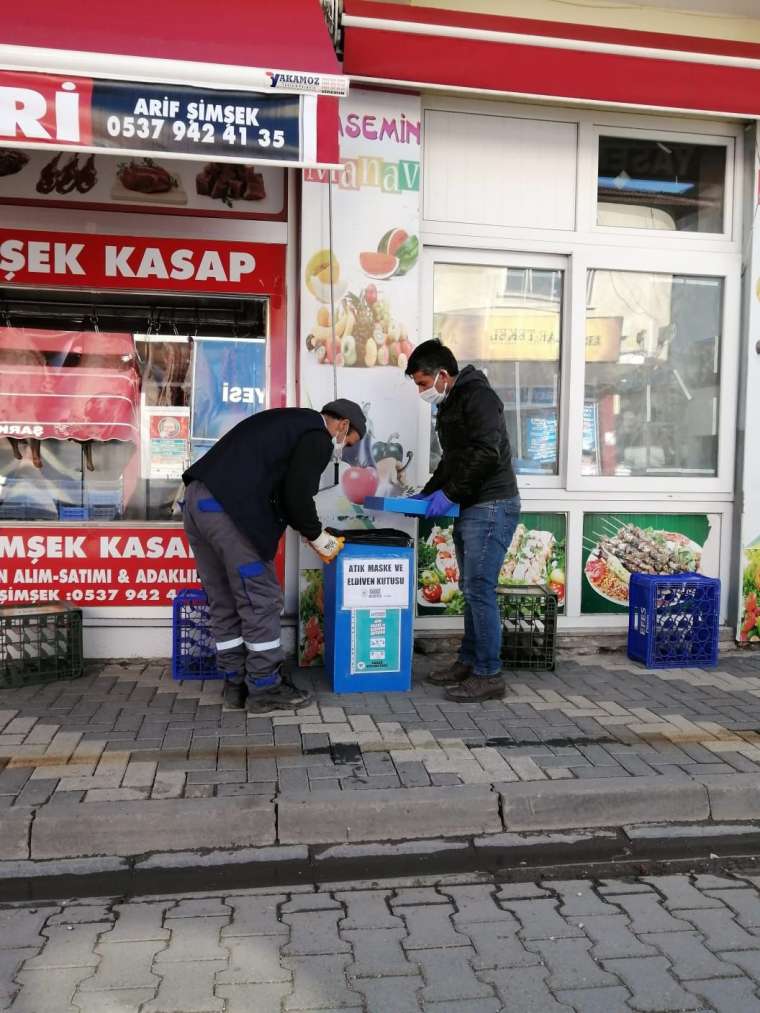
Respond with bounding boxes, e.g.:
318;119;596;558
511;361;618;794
2;653;760;863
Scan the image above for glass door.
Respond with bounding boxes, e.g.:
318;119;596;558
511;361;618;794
425;249;567;487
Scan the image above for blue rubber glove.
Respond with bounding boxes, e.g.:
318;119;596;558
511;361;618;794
408;492;427;500
425;489;456;518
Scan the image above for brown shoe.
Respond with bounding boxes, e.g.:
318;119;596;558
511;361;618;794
425;660;472;687
445;675;505;702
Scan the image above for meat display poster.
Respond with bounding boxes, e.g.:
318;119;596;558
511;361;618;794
416;513;567;618
0;148;286;220
297;88;422;666
581;513;718;614
0;527;200;607
190;338;267;442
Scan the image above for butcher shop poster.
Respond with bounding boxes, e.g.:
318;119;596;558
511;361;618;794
581;513;718;614
0;148;286;221
0;70;340;169
297;88;423;666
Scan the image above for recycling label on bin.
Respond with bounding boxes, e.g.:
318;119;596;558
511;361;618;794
342;558;410;609
350;609;401;675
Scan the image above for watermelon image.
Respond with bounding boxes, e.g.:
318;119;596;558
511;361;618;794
360;251;399;280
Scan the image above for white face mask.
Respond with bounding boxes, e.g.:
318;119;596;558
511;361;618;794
419;372;447;406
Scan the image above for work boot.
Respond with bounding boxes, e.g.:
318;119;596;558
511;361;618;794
223;681;248;709
425;659;472;687
445;675;505;703
246;672;313;714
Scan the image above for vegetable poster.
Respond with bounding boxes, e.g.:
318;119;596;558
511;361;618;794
740;536;760;643
298;88;423;666
581;513;716;614
416;513;567;618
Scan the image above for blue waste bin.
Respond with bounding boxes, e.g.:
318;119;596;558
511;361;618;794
323;529;414;693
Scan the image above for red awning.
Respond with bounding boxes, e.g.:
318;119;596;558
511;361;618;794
0;0;343;165
0;328;135;358
343;1;760;118
0;330;139;443
1;0;340;83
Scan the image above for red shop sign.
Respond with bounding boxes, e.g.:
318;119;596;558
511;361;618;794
0;527;286;608
0;527;200;608
0;228;285;294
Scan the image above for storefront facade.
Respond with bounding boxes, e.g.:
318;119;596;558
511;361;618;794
2;0;760;659
296;0;760;664
0;0;344;655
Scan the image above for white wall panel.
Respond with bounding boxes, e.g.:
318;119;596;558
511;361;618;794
424;110;577;232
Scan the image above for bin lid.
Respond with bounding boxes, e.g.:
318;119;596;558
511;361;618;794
327;527;414;547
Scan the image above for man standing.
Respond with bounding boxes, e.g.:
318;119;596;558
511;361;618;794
406;340;520;702
182;398;366;712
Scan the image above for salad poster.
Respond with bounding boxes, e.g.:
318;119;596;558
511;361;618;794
417;513;567;617
582;513;714;614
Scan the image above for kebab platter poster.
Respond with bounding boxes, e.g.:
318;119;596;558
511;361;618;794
417;513;567;618
581;513;719;614
297;89;423;666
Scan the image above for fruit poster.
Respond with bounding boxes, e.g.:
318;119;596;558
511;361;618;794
416;513;567;618
581;513;717;614
298;88;423;666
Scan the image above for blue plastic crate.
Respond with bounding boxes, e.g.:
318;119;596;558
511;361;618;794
628;573;720;669
171;588;223;681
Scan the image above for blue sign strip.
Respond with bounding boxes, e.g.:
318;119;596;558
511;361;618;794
91;81;301;161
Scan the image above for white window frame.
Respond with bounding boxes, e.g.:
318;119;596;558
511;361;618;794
588;123;736;242
421;246;569;492
565;245;740;496
422;93;743;258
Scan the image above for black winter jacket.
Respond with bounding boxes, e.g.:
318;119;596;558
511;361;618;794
421;366;519;507
183;408;332;560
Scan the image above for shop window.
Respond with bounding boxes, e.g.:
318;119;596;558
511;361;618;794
597;136;726;233
0;293;268;522
583;270;722;478
432;263;563;476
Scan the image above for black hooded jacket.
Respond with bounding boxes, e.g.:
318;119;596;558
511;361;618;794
421;365;519;507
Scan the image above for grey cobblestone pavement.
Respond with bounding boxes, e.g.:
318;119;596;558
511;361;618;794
2;653;760;811
7;871;760;1010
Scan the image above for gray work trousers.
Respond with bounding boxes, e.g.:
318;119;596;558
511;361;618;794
183;480;284;685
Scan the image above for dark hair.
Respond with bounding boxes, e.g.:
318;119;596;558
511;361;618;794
404;338;459;378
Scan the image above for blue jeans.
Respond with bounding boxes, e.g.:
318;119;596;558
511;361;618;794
453;497;521;677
